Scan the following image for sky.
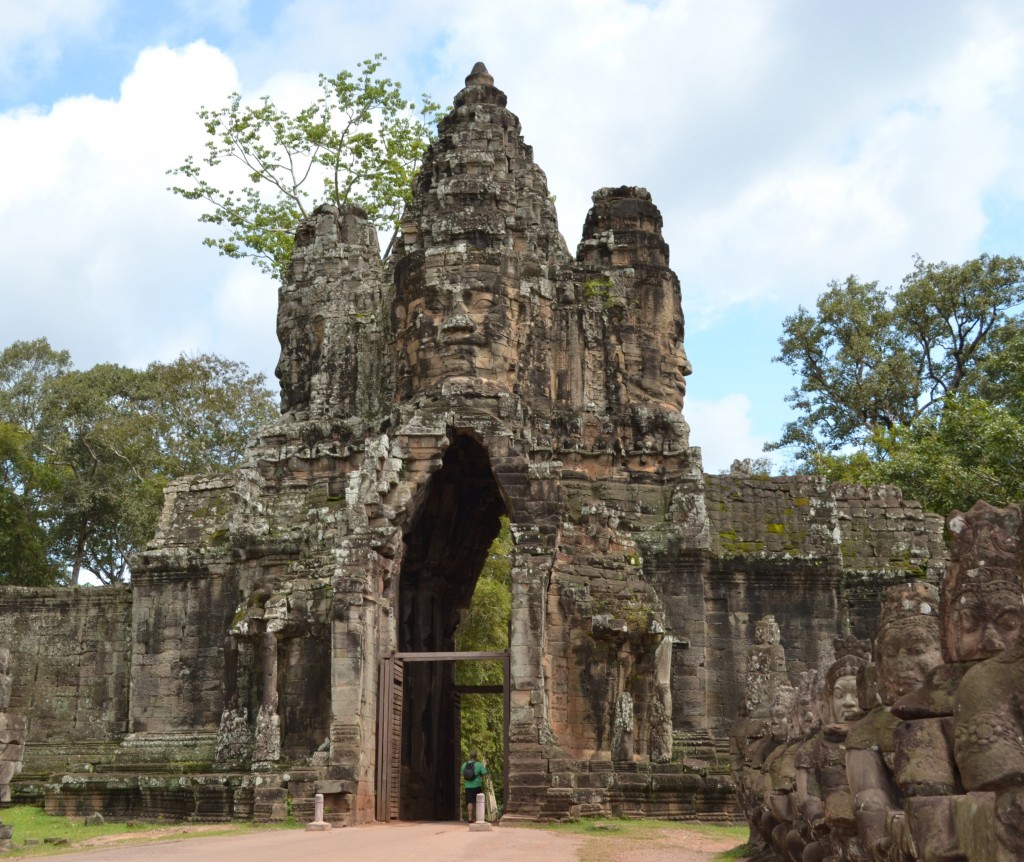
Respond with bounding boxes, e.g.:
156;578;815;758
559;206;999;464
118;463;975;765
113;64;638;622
2;0;1023;474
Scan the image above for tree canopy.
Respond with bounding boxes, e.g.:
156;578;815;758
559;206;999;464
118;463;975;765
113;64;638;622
168;55;441;279
772;254;1024;513
0;340;277;586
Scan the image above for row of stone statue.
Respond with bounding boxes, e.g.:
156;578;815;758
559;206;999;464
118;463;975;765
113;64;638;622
732;500;1024;862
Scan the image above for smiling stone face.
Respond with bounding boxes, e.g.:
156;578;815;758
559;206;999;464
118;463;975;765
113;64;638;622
392;275;514;392
874;581;943;704
877;624;943;702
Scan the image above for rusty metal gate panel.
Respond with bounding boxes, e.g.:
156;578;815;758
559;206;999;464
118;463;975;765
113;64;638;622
375;656;403;822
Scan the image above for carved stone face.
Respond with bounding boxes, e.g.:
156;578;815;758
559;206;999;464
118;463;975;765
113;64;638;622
677;340;693;384
393;273;514;393
876;624;942;703
949;588;1024;662
830;674;862;724
754;615;781;646
769;699;795;742
797;691;818;737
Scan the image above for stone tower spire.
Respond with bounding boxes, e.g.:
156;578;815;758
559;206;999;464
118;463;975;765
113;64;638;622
390;64;570;403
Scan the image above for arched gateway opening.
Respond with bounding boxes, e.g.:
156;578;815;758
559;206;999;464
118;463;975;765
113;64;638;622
381;431;508;821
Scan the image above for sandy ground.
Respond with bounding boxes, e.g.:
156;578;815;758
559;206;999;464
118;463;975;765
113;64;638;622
25;820;744;862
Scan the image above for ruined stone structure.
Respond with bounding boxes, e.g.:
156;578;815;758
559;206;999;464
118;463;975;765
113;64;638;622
736;501;1024;861
0;649;24;851
0;64;949;825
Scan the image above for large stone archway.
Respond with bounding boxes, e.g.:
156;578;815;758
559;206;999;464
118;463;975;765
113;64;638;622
396;431;506;820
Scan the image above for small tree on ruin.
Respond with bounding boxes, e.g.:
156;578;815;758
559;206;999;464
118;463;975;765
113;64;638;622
168;54;441;279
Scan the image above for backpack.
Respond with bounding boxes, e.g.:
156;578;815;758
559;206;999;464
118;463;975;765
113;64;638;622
462;760;476;781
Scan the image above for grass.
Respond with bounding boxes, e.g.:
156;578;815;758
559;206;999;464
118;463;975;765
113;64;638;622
0;806;300;857
530;818;748;861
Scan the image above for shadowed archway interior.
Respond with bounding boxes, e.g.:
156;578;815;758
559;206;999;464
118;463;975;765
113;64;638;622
397;431;507;819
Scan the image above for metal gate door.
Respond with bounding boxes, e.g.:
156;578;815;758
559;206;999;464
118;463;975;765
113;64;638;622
375;657;403;822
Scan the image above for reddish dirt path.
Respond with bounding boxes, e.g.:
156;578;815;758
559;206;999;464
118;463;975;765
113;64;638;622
26;820;743;862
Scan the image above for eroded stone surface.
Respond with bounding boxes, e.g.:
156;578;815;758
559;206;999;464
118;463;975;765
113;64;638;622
735;501;1024;860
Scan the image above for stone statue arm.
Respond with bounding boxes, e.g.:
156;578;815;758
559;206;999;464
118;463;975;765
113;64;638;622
847;748;915;861
796;763;825;832
954;658;1024;792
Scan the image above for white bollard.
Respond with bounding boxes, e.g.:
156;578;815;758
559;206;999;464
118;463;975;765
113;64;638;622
469;791;492;831
306;792;332;831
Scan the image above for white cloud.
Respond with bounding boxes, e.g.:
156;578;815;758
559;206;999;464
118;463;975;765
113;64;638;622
0;41;283;377
686;393;775;474
374;0;1024;326
673;1;1024;325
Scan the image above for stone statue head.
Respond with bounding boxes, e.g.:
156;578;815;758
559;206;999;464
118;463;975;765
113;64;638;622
754;614;782;646
795;670;824;738
392;268;516;394
825;635;870;724
874;581;942;704
942;501;1024;663
768;685;799;742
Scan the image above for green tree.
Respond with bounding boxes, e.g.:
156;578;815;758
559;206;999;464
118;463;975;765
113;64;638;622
39;363;165;584
0;340;277;586
775;254;1024;513
144;353;278;475
0;422;59;585
0;338;72;433
771;275;919;457
455;516;512;805
168;54;441;278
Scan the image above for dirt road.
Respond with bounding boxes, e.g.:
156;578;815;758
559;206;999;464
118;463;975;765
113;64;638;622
27;820;741;862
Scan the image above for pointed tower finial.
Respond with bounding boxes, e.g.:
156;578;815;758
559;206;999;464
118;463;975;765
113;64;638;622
466;62;494;87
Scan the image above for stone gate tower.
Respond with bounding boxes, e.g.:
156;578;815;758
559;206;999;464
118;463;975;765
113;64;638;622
0;63;947;824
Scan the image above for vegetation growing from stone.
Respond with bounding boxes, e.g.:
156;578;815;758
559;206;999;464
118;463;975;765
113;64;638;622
454;516;511;802
168;55;442;278
0;339;276;585
771;253;1024;513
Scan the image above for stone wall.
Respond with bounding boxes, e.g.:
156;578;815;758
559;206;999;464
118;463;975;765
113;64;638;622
0;587;131;744
834;483;946;639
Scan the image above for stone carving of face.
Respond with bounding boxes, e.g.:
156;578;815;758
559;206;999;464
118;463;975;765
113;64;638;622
876;624;943;703
943;502;1024;662
950;588;1024;662
393;271;514;394
673;341;693;399
830;674;861;724
768;687;797;742
754;615;781;646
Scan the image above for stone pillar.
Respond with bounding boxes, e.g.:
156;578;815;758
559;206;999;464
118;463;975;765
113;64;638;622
650;637;673;763
253;633;281;764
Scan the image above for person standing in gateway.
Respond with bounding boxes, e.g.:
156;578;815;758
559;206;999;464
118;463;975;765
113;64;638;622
461;750;487;822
